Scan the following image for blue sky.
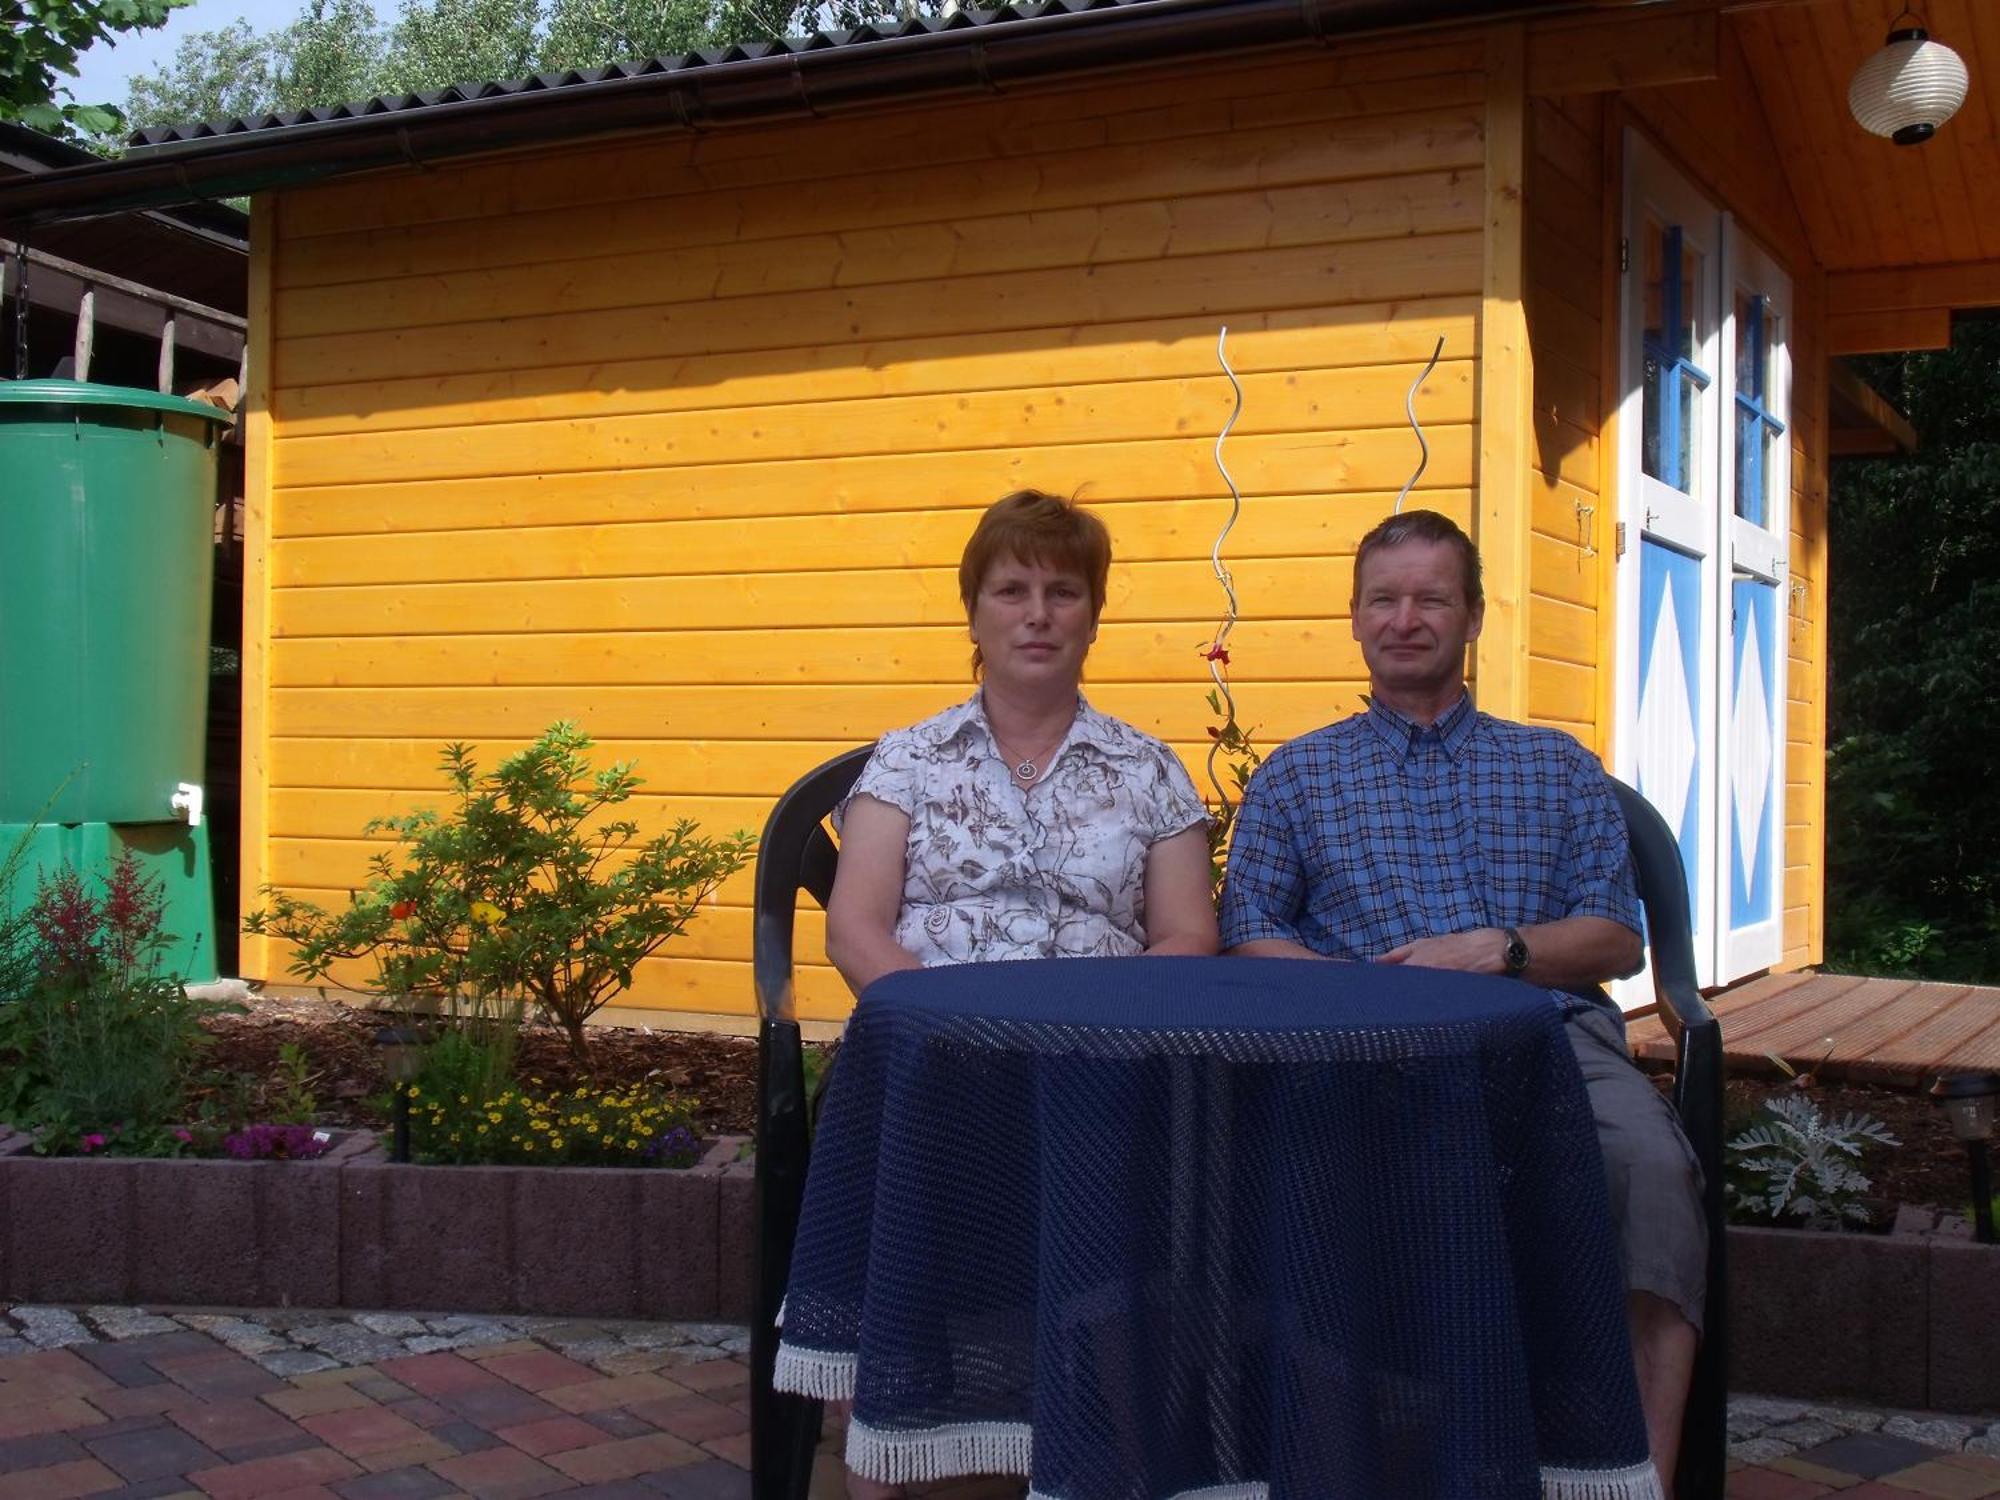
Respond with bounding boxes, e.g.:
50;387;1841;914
67;0;384;113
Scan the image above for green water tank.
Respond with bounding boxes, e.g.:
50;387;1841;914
0;379;232;981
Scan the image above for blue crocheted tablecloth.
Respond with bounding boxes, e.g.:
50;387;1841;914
774;956;1661;1500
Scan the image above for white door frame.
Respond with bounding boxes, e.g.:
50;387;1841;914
1612;130;1793;1003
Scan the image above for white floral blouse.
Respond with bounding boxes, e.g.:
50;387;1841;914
834;693;1210;966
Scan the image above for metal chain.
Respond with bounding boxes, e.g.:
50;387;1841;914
9;238;27;381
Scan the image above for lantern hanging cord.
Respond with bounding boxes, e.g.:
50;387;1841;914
1394;335;1445;514
1202;325;1246;811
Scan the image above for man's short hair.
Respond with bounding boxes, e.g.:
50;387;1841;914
958;490;1112;677
1351;509;1484;609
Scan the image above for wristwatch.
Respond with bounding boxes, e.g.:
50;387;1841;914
1501;926;1530;977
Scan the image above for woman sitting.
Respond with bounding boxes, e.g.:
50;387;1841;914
826;489;1218;997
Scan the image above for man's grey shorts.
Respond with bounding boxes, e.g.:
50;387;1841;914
1565;1005;1708;1336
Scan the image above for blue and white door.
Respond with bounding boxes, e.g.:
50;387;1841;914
1616;134;1791;993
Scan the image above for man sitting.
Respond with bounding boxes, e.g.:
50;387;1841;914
1220;508;1705;1492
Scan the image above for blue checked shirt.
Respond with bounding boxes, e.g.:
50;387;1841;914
1219;692;1641;1012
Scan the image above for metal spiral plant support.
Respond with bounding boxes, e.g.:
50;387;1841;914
1202;325;1247;812
1394;335;1446;513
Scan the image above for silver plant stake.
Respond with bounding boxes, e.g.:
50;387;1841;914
1202;326;1247;812
1394;335;1446;514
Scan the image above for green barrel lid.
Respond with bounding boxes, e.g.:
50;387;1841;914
0;377;235;426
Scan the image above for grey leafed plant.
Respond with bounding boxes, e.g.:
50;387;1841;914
1724;1092;1900;1231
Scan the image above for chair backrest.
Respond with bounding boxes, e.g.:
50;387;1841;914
1607;776;1726;1500
752;746;871;1024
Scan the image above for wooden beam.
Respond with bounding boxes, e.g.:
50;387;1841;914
1828;261;2000;317
1830;429;1901;456
1476;25;1533;721
0;237;245;363
1527;8;1720;97
1825;307;1951;355
1826;359;1918;453
239;198;275;985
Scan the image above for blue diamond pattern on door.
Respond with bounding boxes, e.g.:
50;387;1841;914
1636;539;1702;918
1729;578;1778;930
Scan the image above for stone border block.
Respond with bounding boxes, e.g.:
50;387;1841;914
129;1158;342;1307
1728;1226;1929;1408
1927;1237;2000;1411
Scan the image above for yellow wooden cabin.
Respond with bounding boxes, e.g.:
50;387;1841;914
6;0;1994;1030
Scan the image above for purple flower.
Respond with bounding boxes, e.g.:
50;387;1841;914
641;1124;700;1167
81;1133;107;1153
222;1125;331;1161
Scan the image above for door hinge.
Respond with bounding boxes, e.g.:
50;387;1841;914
1619;237;1630;274
1615;521;1628;559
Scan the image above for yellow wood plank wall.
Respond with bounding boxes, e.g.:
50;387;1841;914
1524;90;1608;750
252;37;1494;1024
1620;20;1829;971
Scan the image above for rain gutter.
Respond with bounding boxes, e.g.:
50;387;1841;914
2;0;1563;229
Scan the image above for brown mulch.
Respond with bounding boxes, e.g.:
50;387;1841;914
202;993;1976;1219
193;991;761;1141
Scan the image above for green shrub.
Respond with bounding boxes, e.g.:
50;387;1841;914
246;722;754;1062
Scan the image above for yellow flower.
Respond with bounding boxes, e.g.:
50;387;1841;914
550;1138;565;1150
477;1125;488;1134
407;1086;421;1099
459;1095;470;1105
469;900;503;926
524;1140;535;1151
625;1139;638;1150
486;1112;502;1124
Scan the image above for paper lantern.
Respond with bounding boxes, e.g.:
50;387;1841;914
1848;20;1970;146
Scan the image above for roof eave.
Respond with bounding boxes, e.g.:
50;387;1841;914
0;0;1559;229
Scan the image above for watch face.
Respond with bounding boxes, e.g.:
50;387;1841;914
1504;931;1529;973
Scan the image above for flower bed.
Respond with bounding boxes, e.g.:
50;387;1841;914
0;1126;754;1322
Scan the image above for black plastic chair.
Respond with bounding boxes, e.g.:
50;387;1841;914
747;752;1725;1500
749;746;871;1500
1607;777;1726;1500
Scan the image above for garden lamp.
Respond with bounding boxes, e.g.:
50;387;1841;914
374;1025;424;1165
1848;11;1969;146
1929;1071;1998;1244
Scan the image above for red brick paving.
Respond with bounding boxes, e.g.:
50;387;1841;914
3;1324;1993;1499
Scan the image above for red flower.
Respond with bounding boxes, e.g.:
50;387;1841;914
1202;645;1231;664
390;899;417;920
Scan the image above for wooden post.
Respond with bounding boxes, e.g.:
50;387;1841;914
1475;25;1533;721
239;199;276;984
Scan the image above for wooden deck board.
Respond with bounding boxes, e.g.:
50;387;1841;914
1627;972;2000;1085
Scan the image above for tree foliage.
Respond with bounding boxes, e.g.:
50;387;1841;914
3;0;186;140
1826;318;2000;982
119;0;936;133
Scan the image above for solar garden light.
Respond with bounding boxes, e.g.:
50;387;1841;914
1929;1072;1999;1244
374;1024;424;1164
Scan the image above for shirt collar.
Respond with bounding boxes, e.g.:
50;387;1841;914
1363;689;1477;760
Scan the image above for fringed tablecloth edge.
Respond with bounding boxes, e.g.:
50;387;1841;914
771;1342;855;1401
848;1416;1033;1485
1540;1459;1665;1500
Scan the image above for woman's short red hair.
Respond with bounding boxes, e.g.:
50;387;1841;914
958;490;1112;678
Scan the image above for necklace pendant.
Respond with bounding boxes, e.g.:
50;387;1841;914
1015;759;1038;780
